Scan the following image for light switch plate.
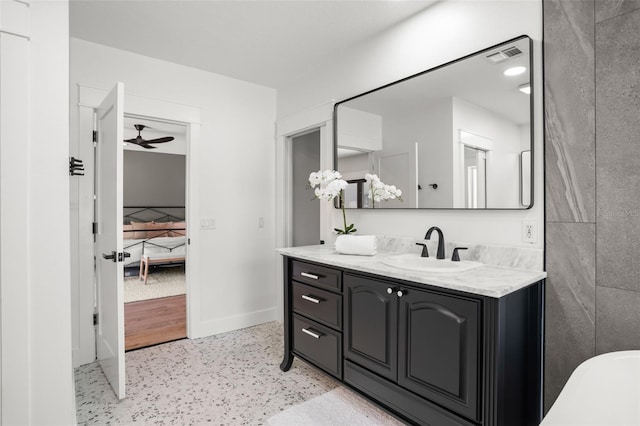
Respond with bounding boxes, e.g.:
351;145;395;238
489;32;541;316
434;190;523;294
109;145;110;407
200;218;216;229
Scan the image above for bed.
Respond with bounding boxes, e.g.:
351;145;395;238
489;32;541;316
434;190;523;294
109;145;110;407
123;206;187;268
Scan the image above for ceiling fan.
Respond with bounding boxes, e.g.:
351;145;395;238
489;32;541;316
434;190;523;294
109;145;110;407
124;124;174;149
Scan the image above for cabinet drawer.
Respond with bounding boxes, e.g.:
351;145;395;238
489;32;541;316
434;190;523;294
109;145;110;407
292;260;341;292
293;282;342;330
293;314;342;378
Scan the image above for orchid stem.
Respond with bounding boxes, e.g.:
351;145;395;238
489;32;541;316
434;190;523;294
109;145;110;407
340;191;348;233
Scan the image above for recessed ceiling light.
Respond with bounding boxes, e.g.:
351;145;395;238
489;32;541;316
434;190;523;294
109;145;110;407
504;66;527;77
519;83;531;94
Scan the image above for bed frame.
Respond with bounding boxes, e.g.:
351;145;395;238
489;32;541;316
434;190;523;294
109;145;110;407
123;206;186;273
124;206;185;225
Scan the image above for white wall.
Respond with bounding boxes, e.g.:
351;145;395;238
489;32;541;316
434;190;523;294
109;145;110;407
70;38;278;358
1;0;76;424
336;106;382;152
277;0;544;248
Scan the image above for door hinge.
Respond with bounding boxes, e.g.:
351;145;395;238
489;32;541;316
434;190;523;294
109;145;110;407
188;238;191;245
92;222;98;234
93;313;98;325
92;130;97;143
69;157;85;176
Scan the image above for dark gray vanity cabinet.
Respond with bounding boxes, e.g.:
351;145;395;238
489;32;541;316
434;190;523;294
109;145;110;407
397;282;480;421
281;256;544;426
282;259;343;379
344;274;398;381
344;273;480;422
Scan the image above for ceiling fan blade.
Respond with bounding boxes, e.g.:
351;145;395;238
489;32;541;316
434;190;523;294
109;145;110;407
145;136;175;144
123;137;139;143
138;142;156;149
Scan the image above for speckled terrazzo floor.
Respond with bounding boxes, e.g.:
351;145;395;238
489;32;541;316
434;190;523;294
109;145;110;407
75;321;400;425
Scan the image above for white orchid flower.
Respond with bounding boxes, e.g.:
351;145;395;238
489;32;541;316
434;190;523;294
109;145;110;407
308;171;323;188
307;169;357;235
365;174;403;206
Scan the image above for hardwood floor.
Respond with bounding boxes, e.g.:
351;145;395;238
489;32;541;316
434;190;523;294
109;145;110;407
124;294;186;351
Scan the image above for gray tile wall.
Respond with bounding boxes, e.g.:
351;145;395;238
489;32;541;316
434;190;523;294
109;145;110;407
544;0;640;411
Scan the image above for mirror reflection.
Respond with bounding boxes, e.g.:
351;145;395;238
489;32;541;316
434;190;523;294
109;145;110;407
335;36;533;209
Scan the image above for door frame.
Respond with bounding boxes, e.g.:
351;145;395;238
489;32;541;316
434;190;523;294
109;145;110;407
275;101;334;321
73;84;201;366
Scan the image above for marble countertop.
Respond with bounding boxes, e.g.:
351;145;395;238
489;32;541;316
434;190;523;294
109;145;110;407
277;245;547;298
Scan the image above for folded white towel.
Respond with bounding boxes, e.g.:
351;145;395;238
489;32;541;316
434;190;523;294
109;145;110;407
335;235;377;256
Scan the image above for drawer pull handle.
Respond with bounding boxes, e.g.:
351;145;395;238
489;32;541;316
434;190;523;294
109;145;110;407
301;295;321;304
302;328;322;339
301;272;319;280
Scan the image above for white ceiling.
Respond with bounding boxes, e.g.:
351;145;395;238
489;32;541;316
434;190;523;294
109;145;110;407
70;0;437;90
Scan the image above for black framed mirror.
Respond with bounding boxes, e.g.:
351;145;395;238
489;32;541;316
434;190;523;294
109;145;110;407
334;35;534;209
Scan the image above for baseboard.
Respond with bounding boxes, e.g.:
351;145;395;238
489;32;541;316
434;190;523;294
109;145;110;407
190;307;278;339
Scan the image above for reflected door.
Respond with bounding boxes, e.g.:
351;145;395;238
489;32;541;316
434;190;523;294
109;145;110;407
374;143;417;208
463;146;486;208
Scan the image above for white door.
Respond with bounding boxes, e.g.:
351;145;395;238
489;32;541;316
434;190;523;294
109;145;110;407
95;82;126;399
374;143;418;208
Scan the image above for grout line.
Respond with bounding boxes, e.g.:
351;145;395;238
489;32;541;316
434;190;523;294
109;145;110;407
593;0;598;358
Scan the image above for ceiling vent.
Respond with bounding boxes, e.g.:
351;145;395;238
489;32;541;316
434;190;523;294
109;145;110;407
485;46;524;64
502;46;523;58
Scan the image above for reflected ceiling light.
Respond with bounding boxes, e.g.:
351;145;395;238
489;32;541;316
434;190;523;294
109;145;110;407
519;83;531;94
504;66;526;76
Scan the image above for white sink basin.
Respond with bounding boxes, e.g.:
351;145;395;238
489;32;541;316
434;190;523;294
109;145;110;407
382;253;482;273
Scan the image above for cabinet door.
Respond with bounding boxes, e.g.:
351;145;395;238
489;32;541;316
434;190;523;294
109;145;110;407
398;288;480;422
344;274;398;381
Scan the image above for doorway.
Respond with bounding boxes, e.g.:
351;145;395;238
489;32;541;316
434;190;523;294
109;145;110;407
73;84;201;398
121;117;188;350
291;129;321;247
463;145;487;208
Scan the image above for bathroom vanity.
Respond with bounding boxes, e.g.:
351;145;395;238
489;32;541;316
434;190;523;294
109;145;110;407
279;244;546;426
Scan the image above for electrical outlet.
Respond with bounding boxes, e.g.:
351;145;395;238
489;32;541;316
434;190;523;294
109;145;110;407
523;221;536;243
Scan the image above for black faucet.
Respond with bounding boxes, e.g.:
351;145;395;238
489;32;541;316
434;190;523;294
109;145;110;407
415;243;429;258
425;226;445;259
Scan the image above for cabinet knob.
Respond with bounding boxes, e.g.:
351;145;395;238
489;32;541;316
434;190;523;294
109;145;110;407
387;287;394;294
397;290;404;298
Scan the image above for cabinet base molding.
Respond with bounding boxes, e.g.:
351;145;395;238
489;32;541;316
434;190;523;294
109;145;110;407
345;361;475;426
